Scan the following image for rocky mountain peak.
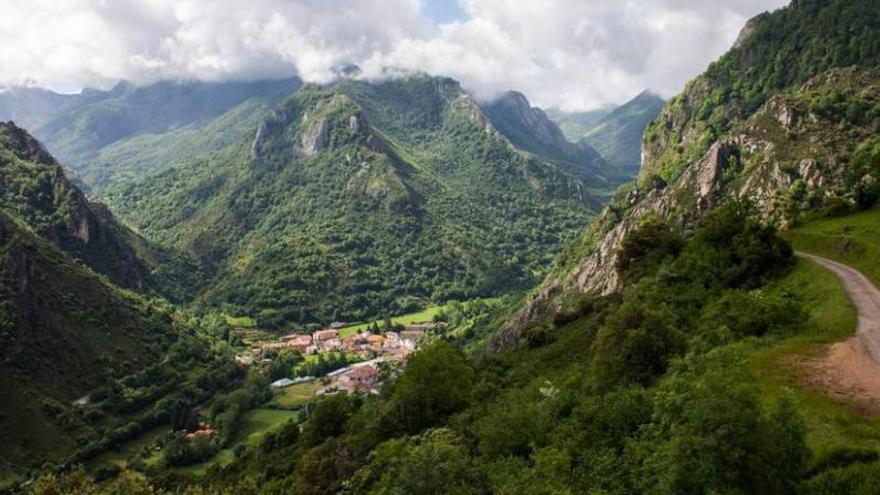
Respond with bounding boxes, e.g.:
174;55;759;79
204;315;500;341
0;121;56;165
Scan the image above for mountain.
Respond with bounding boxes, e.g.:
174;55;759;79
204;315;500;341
0;78;303;191
546;106;616;141
0;209;195;476
480;91;612;186
0;86;97;131
496;0;880;348
0;121;199;300
0;127;205;477
102;76;601;327
581;90;665;177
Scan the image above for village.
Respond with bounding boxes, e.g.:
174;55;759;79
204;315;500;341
235;321;437;397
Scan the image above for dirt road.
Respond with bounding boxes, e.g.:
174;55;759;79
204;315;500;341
799;252;880;365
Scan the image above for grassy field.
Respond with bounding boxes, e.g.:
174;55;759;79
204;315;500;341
88;426;171;470
338;305;445;336
225;315;258;328
751;258;880;457
178;409;298;475
270;381;325;409
786;208;880;287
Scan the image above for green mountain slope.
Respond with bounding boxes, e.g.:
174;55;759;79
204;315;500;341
546;106;616;141
0;86;109;131
0;79;303;191
498;0;880;348
582;90;665;177
0;210;191;478
480;91;613;186
0;121;200;300
104;76;599;327
642;0;880;183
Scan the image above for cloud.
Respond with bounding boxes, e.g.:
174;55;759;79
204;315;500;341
0;0;789;109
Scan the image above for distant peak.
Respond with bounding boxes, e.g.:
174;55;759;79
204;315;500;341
332;63;362;79
634;89;661;101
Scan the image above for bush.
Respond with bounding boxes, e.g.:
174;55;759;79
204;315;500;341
590;298;685;390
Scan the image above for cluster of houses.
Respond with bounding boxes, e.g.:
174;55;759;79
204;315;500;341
239;324;431;366
255;322;435;396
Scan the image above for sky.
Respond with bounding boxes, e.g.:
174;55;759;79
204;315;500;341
0;0;790;111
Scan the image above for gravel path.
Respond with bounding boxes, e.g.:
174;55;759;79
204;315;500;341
796;252;880;410
799;252;880;364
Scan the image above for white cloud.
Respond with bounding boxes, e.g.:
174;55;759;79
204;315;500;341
0;0;789;109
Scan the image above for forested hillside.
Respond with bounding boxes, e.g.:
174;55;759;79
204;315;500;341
103;76;600;327
480;91;614;185
0;122;199;299
0;209;203;481
10;0;880;493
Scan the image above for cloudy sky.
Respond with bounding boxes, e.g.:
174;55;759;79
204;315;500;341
0;0;789;110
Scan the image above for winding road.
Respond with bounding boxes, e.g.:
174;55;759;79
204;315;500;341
799;252;880;365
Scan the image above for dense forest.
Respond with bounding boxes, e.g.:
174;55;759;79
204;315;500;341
102;79;599;327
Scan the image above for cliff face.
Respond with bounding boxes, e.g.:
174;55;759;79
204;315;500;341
491;0;880;350
481;91;611;185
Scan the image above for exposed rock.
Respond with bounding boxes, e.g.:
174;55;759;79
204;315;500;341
299;118;331;156
250;121;266;160
733;12;768;49
495;67;880;351
697;141;739;209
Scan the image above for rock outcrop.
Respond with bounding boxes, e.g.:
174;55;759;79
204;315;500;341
492;66;880;350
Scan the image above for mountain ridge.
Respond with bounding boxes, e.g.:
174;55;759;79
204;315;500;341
103;75;601;326
494;0;880;350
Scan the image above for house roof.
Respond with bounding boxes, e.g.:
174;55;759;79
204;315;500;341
346;365;379;379
313;329;339;340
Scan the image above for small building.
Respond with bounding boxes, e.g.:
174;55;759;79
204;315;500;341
313;329;339;342
184;422;216;440
235;353;256;366
382;332;401;351
366;334;385;351
287;335;313;353
321;338;343;352
400;329;425;342
271;378;296;389
404;324;433;332
338;364;380;392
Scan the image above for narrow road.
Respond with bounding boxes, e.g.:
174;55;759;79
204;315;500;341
798;252;880;364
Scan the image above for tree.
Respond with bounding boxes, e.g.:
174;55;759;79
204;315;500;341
379;342;475;437
300;394;356;448
616;216;684;286
634;346;808;495
356;429;484;494
29;467;98;495
590;298;684;391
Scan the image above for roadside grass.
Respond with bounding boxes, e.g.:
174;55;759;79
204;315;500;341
751;258;880;457
786;208;880;287
270;381;325;409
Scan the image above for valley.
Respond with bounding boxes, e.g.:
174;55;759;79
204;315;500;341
4;0;880;493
